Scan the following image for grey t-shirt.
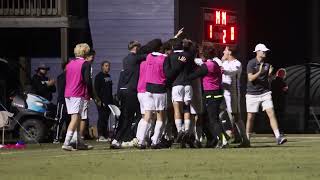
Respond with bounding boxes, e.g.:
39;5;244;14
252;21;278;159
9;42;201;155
246;58;271;95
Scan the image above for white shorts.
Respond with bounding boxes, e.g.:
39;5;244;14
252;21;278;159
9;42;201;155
246;91;273;113
81;99;89;119
138;92;147;114
172;85;193;103
144;92;167;111
65;97;84;115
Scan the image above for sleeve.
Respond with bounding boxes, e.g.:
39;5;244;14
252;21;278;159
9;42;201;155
223;61;242;76
187;64;208;81
246;61;255;74
136;54;147;64
82;62;93;98
31;76;47;95
94;74;102;99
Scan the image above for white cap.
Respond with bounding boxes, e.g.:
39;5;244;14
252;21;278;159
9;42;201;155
253;43;270;52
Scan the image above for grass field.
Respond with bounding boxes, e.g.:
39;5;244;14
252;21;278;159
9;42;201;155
1;135;320;180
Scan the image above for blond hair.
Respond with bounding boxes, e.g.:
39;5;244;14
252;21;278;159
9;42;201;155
74;43;90;58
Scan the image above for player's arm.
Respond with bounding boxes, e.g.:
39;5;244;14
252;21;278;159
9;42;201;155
248;63;263;82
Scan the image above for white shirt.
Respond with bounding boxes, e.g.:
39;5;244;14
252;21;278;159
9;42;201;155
222;59;242;94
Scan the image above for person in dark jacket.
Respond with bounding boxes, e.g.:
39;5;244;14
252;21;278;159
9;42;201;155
53;62;70;144
111;40;147;148
31;64;56;101
95;61;113;142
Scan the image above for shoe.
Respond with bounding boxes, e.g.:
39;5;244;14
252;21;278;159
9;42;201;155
237;140;251;148
176;131;185;143
96;136;110;142
180;132;188;148
137;144;147;149
151;143;162;149
121;141;134;148
205;138;218;148
71;142;94;150
110;139;121;149
277;136;287;145
62;144;77;151
53;139;60;144
194;140;202;148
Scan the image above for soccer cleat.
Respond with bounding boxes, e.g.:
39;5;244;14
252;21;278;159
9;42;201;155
237;140;251;148
96;136;110;142
110;139;121;149
53;139;60;144
151;143;162;149
277;136;287;145
194;140;203;148
62;144;77;151
71;143;94;150
176;131;185;143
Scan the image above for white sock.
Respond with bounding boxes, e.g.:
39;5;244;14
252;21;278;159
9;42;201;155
64;131;74;146
151;121;163;145
184;119;191;132
136;120;148;145
273;129;280;138
175;119;182;132
136;118;143;137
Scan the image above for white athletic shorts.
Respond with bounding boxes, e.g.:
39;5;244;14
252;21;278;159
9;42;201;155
172;85;193;103
144;92;167;111
138;92;147;114
65;97;84;115
246;91;274;113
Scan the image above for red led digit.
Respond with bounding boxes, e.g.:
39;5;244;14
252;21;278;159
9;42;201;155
231;27;235;41
216;11;220;24
222;11;227;25
209;25;213;39
223;29;227;44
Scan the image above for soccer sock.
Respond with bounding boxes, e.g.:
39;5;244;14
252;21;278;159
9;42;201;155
184;119;191;132
136;120;148;145
136;119;143;138
64;131;74;146
273;129;280;138
175;119;182;132
151;121;163;145
195;125;202;141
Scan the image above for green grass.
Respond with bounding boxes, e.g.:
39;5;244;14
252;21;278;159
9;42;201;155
1;135;320;180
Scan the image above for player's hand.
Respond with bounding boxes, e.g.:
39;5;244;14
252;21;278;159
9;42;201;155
178;56;187;62
259;63;264;73
194;58;204;66
47;79;55;86
174;27;184;38
269;65;274;75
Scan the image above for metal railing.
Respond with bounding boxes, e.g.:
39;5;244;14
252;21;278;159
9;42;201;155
0;0;67;16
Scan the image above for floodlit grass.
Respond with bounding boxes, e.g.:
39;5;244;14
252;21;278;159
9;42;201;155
1;135;320;180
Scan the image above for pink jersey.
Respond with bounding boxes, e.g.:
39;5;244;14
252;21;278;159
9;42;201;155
145;52;167;85
202;60;222;91
65;57;86;98
137;60;147;93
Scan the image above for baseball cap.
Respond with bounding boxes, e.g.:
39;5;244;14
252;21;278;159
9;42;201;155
253;43;270;52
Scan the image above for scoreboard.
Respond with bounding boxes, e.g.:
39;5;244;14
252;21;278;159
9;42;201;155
202;8;238;45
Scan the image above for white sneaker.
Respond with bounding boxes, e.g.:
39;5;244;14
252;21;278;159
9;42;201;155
111;139;121;149
96;136;110;142
62;144;77;151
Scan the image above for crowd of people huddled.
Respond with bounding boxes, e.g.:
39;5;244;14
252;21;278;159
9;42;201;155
31;29;288;151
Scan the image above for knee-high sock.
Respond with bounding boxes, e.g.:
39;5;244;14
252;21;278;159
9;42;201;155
151;121;163;145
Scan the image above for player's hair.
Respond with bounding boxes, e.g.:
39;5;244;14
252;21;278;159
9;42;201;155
74;43;90;58
128;41;141;50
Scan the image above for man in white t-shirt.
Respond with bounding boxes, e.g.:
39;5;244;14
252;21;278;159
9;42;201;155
222;46;250;147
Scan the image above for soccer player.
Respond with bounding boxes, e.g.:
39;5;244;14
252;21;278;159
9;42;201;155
188;44;225;148
246;43;287;145
221;46;250;147
62;43;93;151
